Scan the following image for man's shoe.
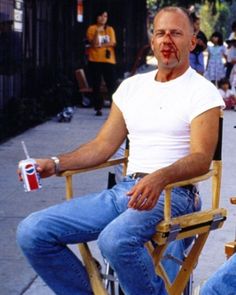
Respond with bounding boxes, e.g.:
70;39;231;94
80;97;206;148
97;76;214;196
95;110;102;116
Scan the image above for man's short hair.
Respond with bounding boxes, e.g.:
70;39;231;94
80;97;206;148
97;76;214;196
155;6;194;32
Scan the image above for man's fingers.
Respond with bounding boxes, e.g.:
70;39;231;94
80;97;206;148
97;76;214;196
139;197;156;211
129;193;147;209
128;191;141;208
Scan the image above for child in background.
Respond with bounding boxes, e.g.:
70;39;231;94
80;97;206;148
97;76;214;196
218;78;236;110
204;32;227;86
225;38;236;79
230;64;236;93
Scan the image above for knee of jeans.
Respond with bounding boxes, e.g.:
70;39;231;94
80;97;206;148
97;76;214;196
16;211;47;253
98;226;135;261
97;228;117;259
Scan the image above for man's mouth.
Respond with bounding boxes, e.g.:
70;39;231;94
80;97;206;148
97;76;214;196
161;50;173;58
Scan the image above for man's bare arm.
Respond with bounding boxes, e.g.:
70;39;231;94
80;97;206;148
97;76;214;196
127;107;221;210
36;103;128;178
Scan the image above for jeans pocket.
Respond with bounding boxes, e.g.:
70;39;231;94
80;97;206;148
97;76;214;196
171;187;196;217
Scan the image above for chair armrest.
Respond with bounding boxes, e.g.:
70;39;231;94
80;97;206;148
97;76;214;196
164;170;214;190
230;197;236;205
57;157;128;177
163;170;214;222
154;208;227;245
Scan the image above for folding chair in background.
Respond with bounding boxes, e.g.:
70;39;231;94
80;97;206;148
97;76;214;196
58;111;226;295
225;197;236;259
75;68;108;107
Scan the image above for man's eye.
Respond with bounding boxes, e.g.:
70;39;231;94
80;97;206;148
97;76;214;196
171;31;182;37
155;32;164;37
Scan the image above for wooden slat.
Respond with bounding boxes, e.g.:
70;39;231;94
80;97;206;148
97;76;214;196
159;208;227;230
65;175;73;200
79;243;108;295
153;208;227;245
230;197;236;205
169;233;209;295
165;170;214;189
58;157;127;177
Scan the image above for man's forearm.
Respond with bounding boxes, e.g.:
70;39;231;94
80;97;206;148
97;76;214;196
56;139;116;173
156;152;212;187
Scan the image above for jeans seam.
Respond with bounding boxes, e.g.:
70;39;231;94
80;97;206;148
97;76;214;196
59;248;92;290
57;228;102;241
135;247;157;294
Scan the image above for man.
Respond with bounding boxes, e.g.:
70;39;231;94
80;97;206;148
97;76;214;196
189;12;207;75
16;7;224;295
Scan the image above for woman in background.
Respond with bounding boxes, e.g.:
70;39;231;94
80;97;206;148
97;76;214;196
86;10;117;116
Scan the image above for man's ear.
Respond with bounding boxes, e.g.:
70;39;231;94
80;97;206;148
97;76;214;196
151;36;154;52
190;34;197;51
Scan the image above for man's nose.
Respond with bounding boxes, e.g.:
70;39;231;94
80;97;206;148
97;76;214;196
163;32;172;42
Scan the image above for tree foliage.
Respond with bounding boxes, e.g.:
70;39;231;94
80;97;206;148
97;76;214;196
147;0;236;40
147;0;233;13
200;1;230;39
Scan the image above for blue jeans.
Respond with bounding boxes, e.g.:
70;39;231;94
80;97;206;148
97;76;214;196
16;176;200;295
200;253;236;295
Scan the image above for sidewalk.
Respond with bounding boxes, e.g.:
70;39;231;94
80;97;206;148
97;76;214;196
0;106;236;295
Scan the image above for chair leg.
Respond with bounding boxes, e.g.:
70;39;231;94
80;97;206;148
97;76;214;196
118;284;125;295
169;233;209;295
78;243;108;295
183;273;193;295
104;262;116;295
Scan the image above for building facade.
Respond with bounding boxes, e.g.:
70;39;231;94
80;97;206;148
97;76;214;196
0;0;148;140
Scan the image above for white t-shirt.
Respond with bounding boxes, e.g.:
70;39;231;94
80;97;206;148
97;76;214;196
113;67;224;175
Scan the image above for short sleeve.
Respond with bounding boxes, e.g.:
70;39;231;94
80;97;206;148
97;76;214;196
189;80;225;121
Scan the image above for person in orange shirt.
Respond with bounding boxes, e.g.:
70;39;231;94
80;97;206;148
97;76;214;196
86;10;117;116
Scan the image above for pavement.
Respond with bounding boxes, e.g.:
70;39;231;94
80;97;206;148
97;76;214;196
1;94;236;294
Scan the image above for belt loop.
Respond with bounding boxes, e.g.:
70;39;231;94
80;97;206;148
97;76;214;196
132;173;137;179
130;172;149;179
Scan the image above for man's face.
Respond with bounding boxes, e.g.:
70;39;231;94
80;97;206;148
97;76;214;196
151;10;196;71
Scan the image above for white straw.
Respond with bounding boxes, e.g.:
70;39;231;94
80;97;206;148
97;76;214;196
21;141;30;159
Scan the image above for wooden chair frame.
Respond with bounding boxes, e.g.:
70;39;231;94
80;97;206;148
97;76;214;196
75;68;108;101
58;112;226;295
225;197;236;259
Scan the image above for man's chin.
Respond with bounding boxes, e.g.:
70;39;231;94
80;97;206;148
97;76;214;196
161;60;176;68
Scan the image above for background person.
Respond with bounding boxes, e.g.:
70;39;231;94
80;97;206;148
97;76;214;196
230;63;236;92
204;31;227;86
86;10;117;116
189;12;207;75
228;20;236;42
16;7;224;295
225;37;236;80
218;77;236;110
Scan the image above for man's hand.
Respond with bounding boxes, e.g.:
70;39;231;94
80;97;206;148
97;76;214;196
17;158;55;182
127;173;165;211
35;158;57;178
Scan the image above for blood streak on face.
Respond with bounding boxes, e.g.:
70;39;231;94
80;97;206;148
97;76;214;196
163;32;180;64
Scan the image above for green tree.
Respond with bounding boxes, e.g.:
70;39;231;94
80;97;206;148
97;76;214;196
149;0;233;13
200;1;230;39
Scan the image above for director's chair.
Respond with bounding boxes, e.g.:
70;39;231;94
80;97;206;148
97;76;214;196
75;68;108;107
58;111;226;295
225;197;236;259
